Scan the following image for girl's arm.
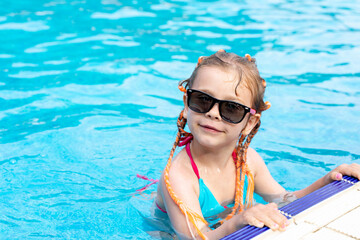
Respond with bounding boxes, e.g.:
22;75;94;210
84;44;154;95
294;163;360;198
248;148;360;200
159;163;208;238
247;148;286;197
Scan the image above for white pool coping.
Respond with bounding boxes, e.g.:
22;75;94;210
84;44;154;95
253;181;360;240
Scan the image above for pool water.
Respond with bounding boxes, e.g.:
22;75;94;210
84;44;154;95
1;0;360;239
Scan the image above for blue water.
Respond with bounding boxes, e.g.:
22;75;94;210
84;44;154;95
1;0;360;239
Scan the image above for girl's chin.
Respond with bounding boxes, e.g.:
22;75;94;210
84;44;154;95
193;136;230;150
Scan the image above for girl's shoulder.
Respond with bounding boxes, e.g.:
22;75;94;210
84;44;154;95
161;148;200;192
246;147;266;176
157;149;202;212
247;147;263;162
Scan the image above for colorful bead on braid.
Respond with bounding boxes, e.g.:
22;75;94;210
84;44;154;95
265;101;271;110
178;85;186;93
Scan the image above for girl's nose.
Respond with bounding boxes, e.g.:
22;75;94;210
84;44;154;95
205;103;221;120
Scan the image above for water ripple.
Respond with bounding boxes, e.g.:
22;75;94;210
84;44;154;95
24;33;139;53
12;62;38;68
77;62;147;75
0;54;15;58
8;70;68;79
0;219;19;228
299;99;355;108
91;7;156;19
7;215;41;223
0;21;49;32
30;191;73;201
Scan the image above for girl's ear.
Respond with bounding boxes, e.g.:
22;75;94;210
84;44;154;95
183;94;188;119
242;113;260;135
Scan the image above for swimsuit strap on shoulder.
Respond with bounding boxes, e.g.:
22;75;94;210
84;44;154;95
186;142;200;179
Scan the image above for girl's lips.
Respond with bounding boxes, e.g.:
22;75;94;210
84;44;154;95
200;124;222;132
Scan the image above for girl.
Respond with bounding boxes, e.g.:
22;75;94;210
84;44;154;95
154;50;360;239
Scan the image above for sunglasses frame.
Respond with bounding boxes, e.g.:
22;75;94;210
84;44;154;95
186;89;256;124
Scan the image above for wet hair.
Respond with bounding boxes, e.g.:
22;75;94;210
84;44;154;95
163;50;270;239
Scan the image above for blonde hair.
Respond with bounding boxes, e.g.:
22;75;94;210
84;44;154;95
164;51;270;239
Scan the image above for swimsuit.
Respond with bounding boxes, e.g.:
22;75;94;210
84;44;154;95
157;142;249;227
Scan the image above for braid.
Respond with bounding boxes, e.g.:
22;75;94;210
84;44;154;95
163;110;208;239
220;121;261;223
177;110;189;138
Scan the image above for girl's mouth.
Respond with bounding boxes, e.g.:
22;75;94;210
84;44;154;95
200;124;222;133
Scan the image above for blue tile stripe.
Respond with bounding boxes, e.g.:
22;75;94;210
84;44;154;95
221;176;359;240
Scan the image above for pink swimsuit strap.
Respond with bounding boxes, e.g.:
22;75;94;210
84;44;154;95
186;142;200;179
185;142;238;180
156;202;167;213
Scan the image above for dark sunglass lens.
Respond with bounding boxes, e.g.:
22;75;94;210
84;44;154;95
189;91;213;113
221;102;245;123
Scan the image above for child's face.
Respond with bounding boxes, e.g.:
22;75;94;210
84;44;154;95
184;66;259;149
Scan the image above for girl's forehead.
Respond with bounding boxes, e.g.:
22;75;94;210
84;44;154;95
195;66;238;85
193;66;253;104
194;66;249;90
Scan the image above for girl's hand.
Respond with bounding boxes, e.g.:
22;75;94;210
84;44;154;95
325;163;360;184
240;202;290;231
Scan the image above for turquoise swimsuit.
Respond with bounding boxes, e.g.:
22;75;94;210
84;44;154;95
156;142;249;228
185;142;249;227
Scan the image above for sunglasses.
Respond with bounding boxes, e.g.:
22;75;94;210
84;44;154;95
187;89;256;124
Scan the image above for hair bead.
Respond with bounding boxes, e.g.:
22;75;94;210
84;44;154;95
178;85;186;93
265;101;271;110
245;54;252;62
196;56;205;67
262;79;266;88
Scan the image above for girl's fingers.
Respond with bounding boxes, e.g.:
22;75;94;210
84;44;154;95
330;163;360;181
246;203;289;231
247;216;264;228
257;215;279;231
263;209;289;231
349;163;360;179
330;171;343;181
253;214;288;231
